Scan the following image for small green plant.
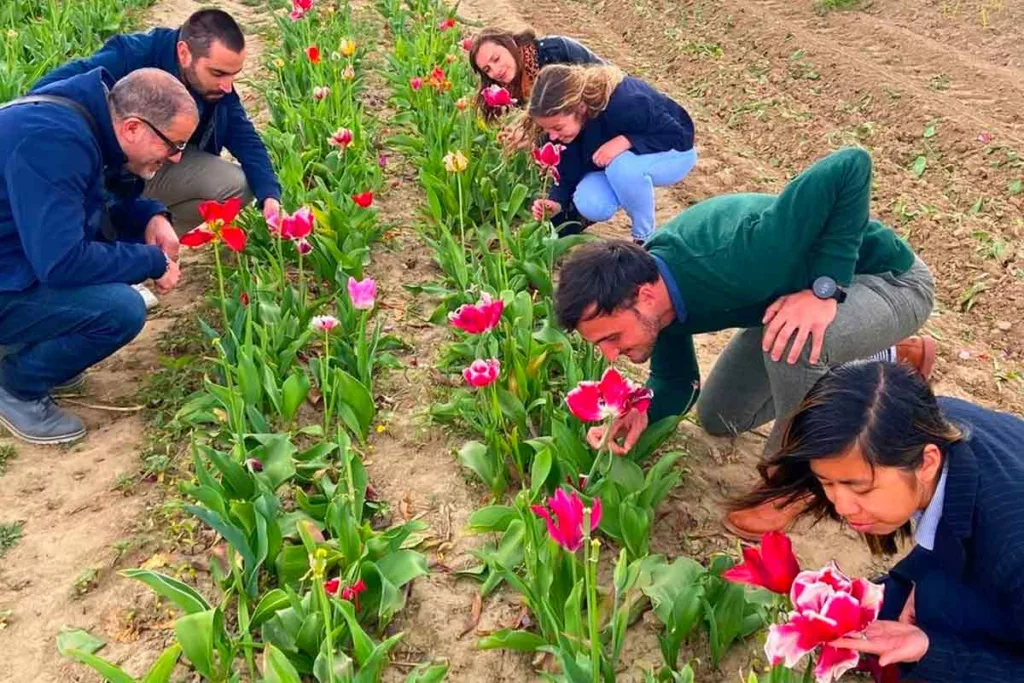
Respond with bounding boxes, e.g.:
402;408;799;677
0;521;25;559
815;0;859;13
70;568;99;598
114;472;137;495
929;73;951;91
0;443;16;476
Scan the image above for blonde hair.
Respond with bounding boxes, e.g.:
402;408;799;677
503;64;625;151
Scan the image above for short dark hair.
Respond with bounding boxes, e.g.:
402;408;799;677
554;240;660;330
109;68;198;128
180;9;244;58
730;362;964;555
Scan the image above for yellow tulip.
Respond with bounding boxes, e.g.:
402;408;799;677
339;39;356;57
273;57;285;69
443;150;469;174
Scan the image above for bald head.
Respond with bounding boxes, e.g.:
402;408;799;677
108;68;199;180
109;67;197;128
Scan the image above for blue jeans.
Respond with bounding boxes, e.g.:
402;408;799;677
0;284;146;400
572;148;698;240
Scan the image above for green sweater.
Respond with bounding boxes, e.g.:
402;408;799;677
644;147;915;422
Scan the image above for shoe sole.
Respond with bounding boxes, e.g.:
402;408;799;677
52;378;86;395
0;412;86;445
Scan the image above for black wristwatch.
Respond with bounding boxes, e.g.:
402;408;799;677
812;276;847;303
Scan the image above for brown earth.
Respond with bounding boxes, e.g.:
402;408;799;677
2;0;1022;682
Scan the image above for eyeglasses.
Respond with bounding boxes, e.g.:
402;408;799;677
135;116;188;157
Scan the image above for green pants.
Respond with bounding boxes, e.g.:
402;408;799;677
143;148;254;235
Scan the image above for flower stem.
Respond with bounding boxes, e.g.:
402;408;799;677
323;330;331;436
583;510;601;682
213;242;230;334
456;173;466;251
298;248;306;312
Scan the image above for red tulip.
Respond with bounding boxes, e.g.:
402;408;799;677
448;293;504;334
289;0;313;20
438;17;456;31
239;291;250;306
463;358;500;388
723;531;800;595
296;238;313;255
306;45;321;64
565;367;653;423
531;488;601;552
351;191;374;208
181;197;246;252
426;67;450;91
410;77;423;91
340;578;367;609
461;37;474;51
323;577;341;596
328;127;353;149
481;84;515;108
766;562;884;683
246;457;262;471
532;141;565;183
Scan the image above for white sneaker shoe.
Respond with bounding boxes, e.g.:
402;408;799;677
133;283;159;310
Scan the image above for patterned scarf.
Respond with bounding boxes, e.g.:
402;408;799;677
518;41;540;102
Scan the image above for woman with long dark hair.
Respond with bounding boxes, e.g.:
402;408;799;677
731;361;1024;680
468;27;603;114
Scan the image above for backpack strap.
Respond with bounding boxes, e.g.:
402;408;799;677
0;94;101;139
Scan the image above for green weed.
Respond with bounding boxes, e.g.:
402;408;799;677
0;521;24;559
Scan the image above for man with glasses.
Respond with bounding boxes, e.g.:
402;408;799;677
0;67;198;445
34;8;281;234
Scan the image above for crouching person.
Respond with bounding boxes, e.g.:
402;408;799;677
0;67;198;444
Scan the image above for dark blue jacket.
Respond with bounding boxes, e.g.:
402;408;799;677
0;69;169;292
549;76;694;208
34;27;280;204
536;36;602;70
880;398;1024;681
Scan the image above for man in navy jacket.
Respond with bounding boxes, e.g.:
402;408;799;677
0;68;198;445
34;9;281;232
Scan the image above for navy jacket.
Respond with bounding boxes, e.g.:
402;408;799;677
34;27;280;204
0;69;169;292
549;76;695;208
880;398;1024;681
536;36;603;70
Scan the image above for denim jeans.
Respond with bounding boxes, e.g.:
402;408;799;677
572;148;698;240
0;283;147;400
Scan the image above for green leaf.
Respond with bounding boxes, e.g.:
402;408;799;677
376;549;429;588
404;661;450;683
1009;179;1023;196
175;609;218;678
923;123;937;138
334;368;375;437
530;446;553;495
255;434;298;491
121;569;211;615
476;628;547;652
59;649;135;683
630;414;682;462
141;644;183;683
236;350;263;407
521;261;553;297
251;588;291;627
457;441;500;492
911;155;927;178
57;627;106;656
200;445;254;501
281;372;311;423
262;642;304;683
467;505;517;533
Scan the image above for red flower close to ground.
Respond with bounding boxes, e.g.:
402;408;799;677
351;191;374;208
306;45;321;64
565;367;653;422
723;531;801;595
448;293;504;334
481;84;515;108
180;197;247;252
531;488;601;552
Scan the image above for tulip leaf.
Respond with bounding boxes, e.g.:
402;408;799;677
467;505;517;533
174;608;218;678
199;445;254;501
476;628;546;652
404;661;450;683
521;261;552;297
57;627;106;656
281;372;311;423
251;589;291;628
121;569;212;615
236;349;263;407
630;414;682;462
59;649;135;683
377;549;429;589
254;434;298;492
262;642;304;683
457;441;500;493
141;644;183;683
530;446;553;495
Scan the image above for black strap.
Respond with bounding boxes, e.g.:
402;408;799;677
0;94;101;139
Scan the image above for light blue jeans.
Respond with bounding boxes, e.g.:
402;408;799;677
572;148;698;241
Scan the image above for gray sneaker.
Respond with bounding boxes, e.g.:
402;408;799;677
0;384;86;445
52;373;86;395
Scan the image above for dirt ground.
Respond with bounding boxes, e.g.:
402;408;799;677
1;0;1021;682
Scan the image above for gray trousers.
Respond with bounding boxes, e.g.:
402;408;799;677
695;256;935;453
144;148;253;235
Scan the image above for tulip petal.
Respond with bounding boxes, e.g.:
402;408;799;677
813;645;860;683
819;591;863;638
566;381;604;422
220;226;247;252
759;531;801;594
850;577;885;625
589;496;602;530
597;367;630;413
180;227;215;247
766;612;838;668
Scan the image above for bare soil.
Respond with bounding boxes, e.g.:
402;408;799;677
2;0;1021;682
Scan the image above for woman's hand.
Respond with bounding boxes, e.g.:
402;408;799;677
532;198;562;221
592;135;631;168
832;621;930;666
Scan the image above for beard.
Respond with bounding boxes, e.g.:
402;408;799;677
182;64;223;101
625;309;661;363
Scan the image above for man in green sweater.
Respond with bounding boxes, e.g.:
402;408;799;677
554;147;936;538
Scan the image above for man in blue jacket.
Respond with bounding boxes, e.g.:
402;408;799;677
34;8;281;232
0;67;198;445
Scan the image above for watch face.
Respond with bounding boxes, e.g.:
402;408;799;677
813;277;837;299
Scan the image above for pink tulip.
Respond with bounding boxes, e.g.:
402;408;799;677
313;86;330;101
978;131;994;144
347;276;377;310
463;358;500;388
289;0;313;20
246;458;263;472
328;127;353;149
410;77;423;91
481;84;515;108
461;37;474;51
448;293;504;334
531;488;601;552
310;315;340;332
378;154;389;169
532;141;565;183
723;531;801;595
766;562;884;683
296;238;313;255
565;367;653;422
282;207;314;240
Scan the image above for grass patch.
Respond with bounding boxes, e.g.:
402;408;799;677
0;521;25;559
0;443;16;476
816;0;860;12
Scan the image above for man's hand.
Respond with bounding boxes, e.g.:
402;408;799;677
832;621;929;667
762;289;838;365
263;198;281;224
586;408;649;455
532;198;562;221
154;258;180;293
144;214;180;261
592;135;631;168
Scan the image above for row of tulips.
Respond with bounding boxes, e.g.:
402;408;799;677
59;2;446;682
373;2;771;682
378;3;891;683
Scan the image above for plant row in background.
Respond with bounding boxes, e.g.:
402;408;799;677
56;2;446;682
